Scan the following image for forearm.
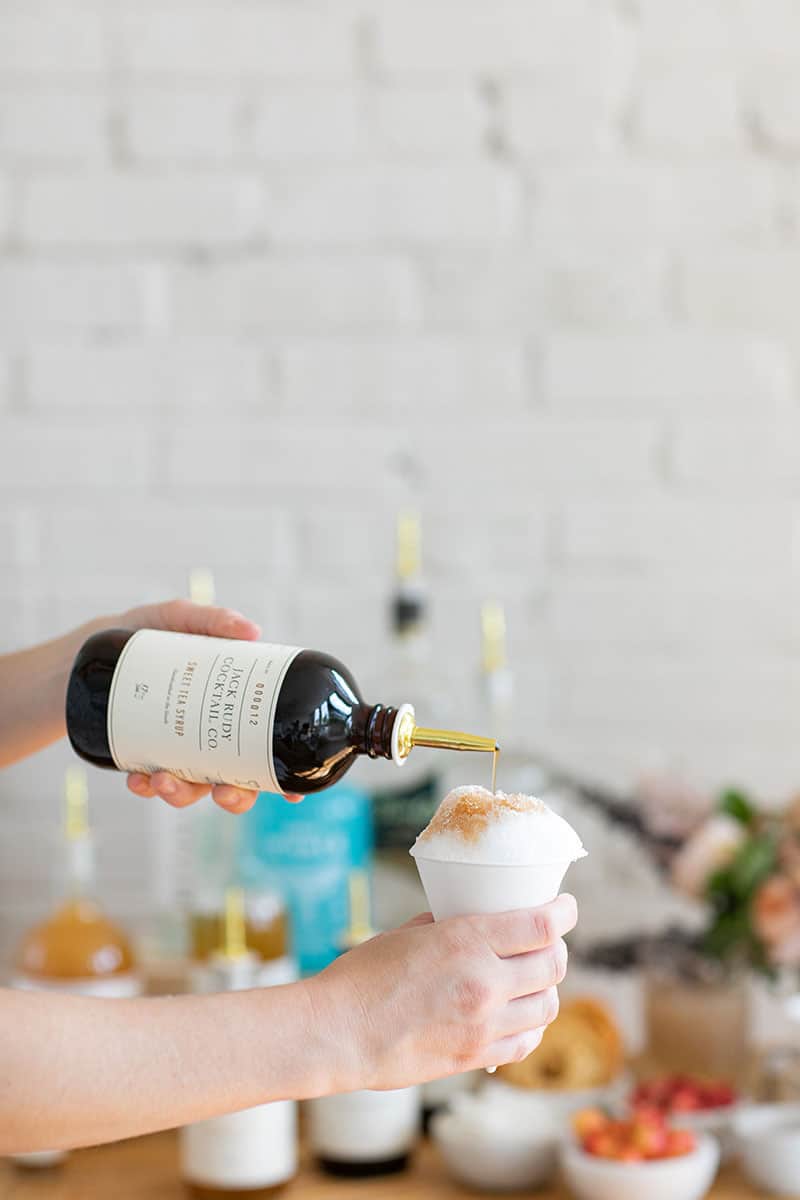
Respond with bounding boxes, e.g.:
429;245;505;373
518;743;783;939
0;617;108;768
0;983;332;1154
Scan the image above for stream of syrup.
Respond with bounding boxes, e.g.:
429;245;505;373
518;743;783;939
491;746;499;793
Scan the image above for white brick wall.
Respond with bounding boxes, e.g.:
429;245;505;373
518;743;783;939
120;8;355;79
0;353;8;410
372;85;489;156
280;336;526;415
1;0;800;960
26;342;272;412
0;262;156;335
544;334;793;415
0;10;107;76
167;255;422;331
20;173;265;247
634;68;742;155
0;90;108;162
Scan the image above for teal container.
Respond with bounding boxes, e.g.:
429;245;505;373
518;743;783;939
239;784;373;977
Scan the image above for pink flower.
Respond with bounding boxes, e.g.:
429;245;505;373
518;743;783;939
753;875;800;966
637;773;713;840
671;815;747;898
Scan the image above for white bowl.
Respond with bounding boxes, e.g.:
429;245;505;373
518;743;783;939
430;1092;558;1191
733;1102;800;1196
484;1075;631;1127
673;1104;740;1162
560;1132;719;1200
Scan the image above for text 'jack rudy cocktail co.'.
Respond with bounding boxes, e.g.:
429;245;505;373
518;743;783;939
65;630;498;794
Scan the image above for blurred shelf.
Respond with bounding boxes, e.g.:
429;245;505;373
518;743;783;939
0;1131;773;1199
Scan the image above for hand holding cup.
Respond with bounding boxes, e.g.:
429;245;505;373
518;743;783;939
410;786;585;1069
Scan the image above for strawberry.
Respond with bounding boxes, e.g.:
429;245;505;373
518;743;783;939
670;1088;701;1112
632;1120;668;1158
665;1129;696;1157
573;1108;608;1140
590;1132;621;1159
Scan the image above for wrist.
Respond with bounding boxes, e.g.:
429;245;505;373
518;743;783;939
296;975;364;1098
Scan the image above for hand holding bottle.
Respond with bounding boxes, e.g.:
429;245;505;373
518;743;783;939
66;606;497;804
305;894;577;1091
114;599;299;814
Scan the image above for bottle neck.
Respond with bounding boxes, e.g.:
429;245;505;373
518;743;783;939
353;704;498;763
353;703;402;761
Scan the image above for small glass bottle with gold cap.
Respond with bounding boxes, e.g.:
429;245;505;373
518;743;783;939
187;797;295;992
180;888;298;1197
66;552;497;793
477;601;547;796
307;871;420;1176
369;513;450;923
11;767;140;1167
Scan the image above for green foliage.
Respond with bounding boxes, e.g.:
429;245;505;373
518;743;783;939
718;788;756;827
703;833;778;969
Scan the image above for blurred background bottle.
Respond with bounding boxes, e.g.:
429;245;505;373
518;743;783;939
369;513;441;930
307;871;419;1176
180;888;297;1196
11;767;140;1167
240;784;371;978
480;602;513;750
190;806;295;991
442;601;549;802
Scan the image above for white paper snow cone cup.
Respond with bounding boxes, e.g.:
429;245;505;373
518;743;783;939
412;857;574;921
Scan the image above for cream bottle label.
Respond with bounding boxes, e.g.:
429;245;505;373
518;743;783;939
181;1101;297;1189
191;955;297;996
107;631;301;792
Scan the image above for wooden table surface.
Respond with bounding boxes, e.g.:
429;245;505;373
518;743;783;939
0;1131;785;1199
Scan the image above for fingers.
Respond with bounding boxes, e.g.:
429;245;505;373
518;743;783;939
128;772;209;808
505;938;568;1000
127;773;158;798
131;598;261;641
477;894;578;958
493;987;559;1040
128;773;259;812
211;786;259;814
283;793;304;804
482;1026;545;1071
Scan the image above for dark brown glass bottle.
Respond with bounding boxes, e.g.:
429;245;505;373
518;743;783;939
66;630;495;795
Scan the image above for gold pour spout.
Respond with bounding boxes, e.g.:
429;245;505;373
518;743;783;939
412;727;499;754
395;709;498;759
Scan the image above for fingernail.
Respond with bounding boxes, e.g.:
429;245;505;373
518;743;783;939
527;1028;544;1052
129;774;146;790
159;779;177;798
